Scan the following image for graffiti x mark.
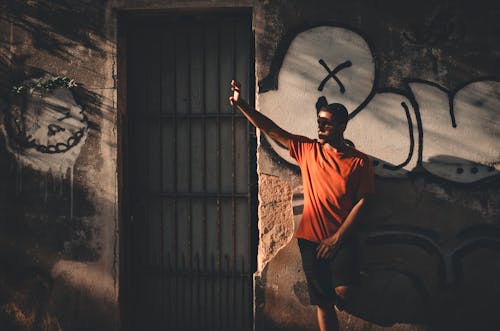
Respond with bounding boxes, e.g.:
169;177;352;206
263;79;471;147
318;59;352;93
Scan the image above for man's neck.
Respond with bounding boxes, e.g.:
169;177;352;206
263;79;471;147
325;137;347;152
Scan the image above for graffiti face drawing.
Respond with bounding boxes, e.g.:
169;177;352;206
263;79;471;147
19;88;87;153
3;87;89;174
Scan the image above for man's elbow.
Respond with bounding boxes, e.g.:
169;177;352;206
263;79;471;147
264;130;288;149
358;192;374;205
357;195;374;218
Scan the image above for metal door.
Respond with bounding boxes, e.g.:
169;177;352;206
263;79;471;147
120;10;256;331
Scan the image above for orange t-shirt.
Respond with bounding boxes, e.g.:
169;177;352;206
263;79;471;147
289;135;375;243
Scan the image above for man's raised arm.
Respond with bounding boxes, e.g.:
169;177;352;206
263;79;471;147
229;80;292;148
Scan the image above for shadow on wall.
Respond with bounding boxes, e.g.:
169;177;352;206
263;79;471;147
0;55;115;331
347;175;500;330
0;139;118;331
1;0;107;59
257;174;500;331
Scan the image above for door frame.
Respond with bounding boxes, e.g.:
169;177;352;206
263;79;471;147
116;8;257;330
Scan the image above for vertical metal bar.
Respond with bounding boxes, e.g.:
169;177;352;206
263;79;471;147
225;255;230;331
173;23;179;331
171;256;175;330
240;256;244;331
202;19;209;331
196;254;201;331
216;18;222;331
167;254;172;330
248;15;256;331
144;30;152;326
245;49;252;331
248;116;254;322
165;253;169;328
137;28;144;330
229;18;237;331
211;255;216;331
127;28;135;329
187;20;194;331
187;21;193;272
182;253;186;330
127;27;136;331
159;26;165;328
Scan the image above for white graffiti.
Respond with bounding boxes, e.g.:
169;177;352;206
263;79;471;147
259;26;375;164
258;26;500;183
409;80;500;182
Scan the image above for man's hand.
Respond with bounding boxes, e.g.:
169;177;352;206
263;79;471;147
228;79;292;148
316;233;342;260
229;80;241;106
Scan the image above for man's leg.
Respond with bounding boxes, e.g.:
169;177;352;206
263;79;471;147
334;285;350;311
317;301;339;331
316;285;351;331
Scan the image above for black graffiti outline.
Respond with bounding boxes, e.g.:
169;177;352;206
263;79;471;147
380;101;415;171
47;123;65;136
259;21;380;98
27;125;86;154
360;265;432;324
402;77;500;185
405;78;457;127
365;224;500;289
317;59;352;93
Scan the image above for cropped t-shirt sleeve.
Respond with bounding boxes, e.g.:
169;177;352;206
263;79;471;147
288;135;315;165
354;156;375;201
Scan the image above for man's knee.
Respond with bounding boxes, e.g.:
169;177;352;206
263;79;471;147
334;285;350;301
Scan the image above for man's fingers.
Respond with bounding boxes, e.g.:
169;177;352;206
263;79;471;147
230;80;242;91
315;245;322;259
316;244;327;259
316;243;338;259
231;80;241;101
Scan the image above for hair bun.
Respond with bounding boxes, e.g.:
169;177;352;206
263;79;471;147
315;96;328;111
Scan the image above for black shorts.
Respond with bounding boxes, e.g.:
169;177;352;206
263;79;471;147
298;237;360;306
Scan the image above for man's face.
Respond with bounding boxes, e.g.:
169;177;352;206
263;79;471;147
317;109;346;144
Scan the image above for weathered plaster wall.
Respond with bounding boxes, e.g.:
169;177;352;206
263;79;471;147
0;1;119;330
253;1;500;331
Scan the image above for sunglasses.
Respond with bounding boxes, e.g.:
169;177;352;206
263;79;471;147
317;117;336;127
317;114;347;127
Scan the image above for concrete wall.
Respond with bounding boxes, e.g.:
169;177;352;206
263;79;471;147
0;1;499;331
253;1;500;331
0;1;119;330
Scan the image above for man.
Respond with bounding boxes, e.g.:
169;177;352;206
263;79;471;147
229;80;374;331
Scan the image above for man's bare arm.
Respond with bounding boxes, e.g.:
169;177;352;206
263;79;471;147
229;80;292;148
316;196;370;259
